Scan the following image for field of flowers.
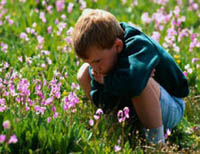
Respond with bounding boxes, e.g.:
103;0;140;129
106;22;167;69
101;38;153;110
0;0;200;153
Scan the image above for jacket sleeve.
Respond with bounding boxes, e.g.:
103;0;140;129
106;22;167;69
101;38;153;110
104;35;160;97
89;67;123;112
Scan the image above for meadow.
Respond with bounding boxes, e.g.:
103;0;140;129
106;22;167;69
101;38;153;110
0;0;200;153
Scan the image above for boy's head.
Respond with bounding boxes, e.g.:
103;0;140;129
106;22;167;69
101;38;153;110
72;9;124;74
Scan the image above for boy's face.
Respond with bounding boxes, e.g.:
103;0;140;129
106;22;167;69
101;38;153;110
83;39;123;75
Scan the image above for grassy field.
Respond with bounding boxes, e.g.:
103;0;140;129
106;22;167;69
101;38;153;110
0;0;200;153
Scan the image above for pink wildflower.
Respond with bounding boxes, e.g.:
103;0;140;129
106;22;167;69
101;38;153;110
94;108;104;120
0;134;6;143
19;32;29;41
37;35;44;44
96;108;103;115
3;120;11;129
47;117;51;123
141;12;152;24
17;79;30;97
8;134;18;144
55;0;65;12
117;110;124;123
79;0;86;10
67;3;74;13
47;26;52;34
34;105;46;115
0;106;7;112
123;107;130;118
53;112;58;118
117;107;130;123
18;56;23;62
0;98;5;105
165;128;171;139
151;31;161;42
47;5;53;14
45;97;53;105
71;82;80;90
63;92;79;111
0;42;8;53
89;119;94;126
114;145;121;152
192;58;200;63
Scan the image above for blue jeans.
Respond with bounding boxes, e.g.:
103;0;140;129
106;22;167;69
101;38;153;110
160;85;185;129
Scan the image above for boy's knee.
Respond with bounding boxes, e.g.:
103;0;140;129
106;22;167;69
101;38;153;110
77;63;90;84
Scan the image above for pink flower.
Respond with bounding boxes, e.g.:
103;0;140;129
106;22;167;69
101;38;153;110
8;134;18;144
141;12;152;24
47;5;53;14
37;35;44;44
94;114;100;120
55;0;65;12
132;0;138;6
64;72;68;78
67;3;74;13
96;108;103;115
34;105;46;115
18;56;23;62
123;107;129;118
25;106;30;111
117;107;130;123
0;134;6;143
0;98;5;105
93;108;104;120
53;112;58;118
165;128;171;139
192;58;200;63
52;105;56;112
79;0;86;10
20;32;29;41
151;31;160;42
45;97;53;105
71;82;80;90
61;14;66;20
47;26;52;34
3;120;11;129
114;145;121;152
0;106;7;112
65;36;73;44
122;0;127;4
8;19;13;25
117;110;124;123
17;79;30;97
47;117;51;123
63;92;80;111
0;42;8;53
89;119;94;126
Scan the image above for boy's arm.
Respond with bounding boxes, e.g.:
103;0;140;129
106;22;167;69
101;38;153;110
104;36;160;97
89;67;122;111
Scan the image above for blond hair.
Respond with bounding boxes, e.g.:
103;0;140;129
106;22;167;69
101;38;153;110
72;9;124;59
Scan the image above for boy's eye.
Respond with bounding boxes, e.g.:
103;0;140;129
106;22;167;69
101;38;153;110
95;59;101;63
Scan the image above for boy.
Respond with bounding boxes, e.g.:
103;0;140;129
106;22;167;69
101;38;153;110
72;9;189;144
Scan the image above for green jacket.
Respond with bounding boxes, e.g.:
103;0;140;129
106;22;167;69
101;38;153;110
89;22;189;111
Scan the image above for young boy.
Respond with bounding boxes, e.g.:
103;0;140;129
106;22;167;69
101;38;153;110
72;9;189;144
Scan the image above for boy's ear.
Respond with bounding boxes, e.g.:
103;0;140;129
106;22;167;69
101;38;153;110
114;38;123;53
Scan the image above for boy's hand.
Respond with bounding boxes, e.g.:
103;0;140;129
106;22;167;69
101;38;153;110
91;69;104;85
151;69;156;77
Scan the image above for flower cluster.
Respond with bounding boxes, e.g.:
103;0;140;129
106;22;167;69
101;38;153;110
89;108;104;126
0;120;18;144
63;92;80;111
117;107;130;123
